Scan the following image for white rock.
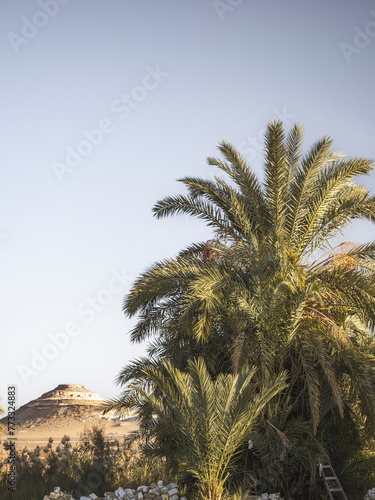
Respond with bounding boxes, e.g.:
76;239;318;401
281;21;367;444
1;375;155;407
115;487;126;499
167;483;178;490
89;494;98;499
169;495;179;500
157;481;163;488
168;488;179;497
136;493;143;500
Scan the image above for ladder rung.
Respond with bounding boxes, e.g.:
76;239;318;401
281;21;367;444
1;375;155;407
319;461;348;500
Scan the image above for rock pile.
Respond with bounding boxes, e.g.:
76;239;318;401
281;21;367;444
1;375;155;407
41;485;375;500
110;482;183;500
43;482;185;500
251;494;283;500
43;487;73;500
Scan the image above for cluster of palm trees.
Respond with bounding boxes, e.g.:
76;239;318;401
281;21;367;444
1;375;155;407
107;121;375;499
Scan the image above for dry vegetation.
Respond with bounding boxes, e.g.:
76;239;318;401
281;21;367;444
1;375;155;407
0;425;175;500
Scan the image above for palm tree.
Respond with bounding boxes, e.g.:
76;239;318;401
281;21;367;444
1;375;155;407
108;121;375;495
120;122;375;418
131;357;287;500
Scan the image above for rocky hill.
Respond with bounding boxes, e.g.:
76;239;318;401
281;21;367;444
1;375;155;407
1;384;108;429
0;384;138;450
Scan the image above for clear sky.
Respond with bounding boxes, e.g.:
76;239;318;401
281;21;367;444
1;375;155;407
1;0;375;408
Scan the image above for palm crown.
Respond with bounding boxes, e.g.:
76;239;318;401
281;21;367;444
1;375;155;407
133;358;287;500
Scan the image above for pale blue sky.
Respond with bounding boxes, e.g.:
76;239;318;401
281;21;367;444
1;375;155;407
1;0;375;407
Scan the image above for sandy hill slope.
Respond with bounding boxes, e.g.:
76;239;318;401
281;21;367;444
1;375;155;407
0;384;138;451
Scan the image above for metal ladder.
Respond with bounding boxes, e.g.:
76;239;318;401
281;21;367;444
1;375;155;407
319;463;348;500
